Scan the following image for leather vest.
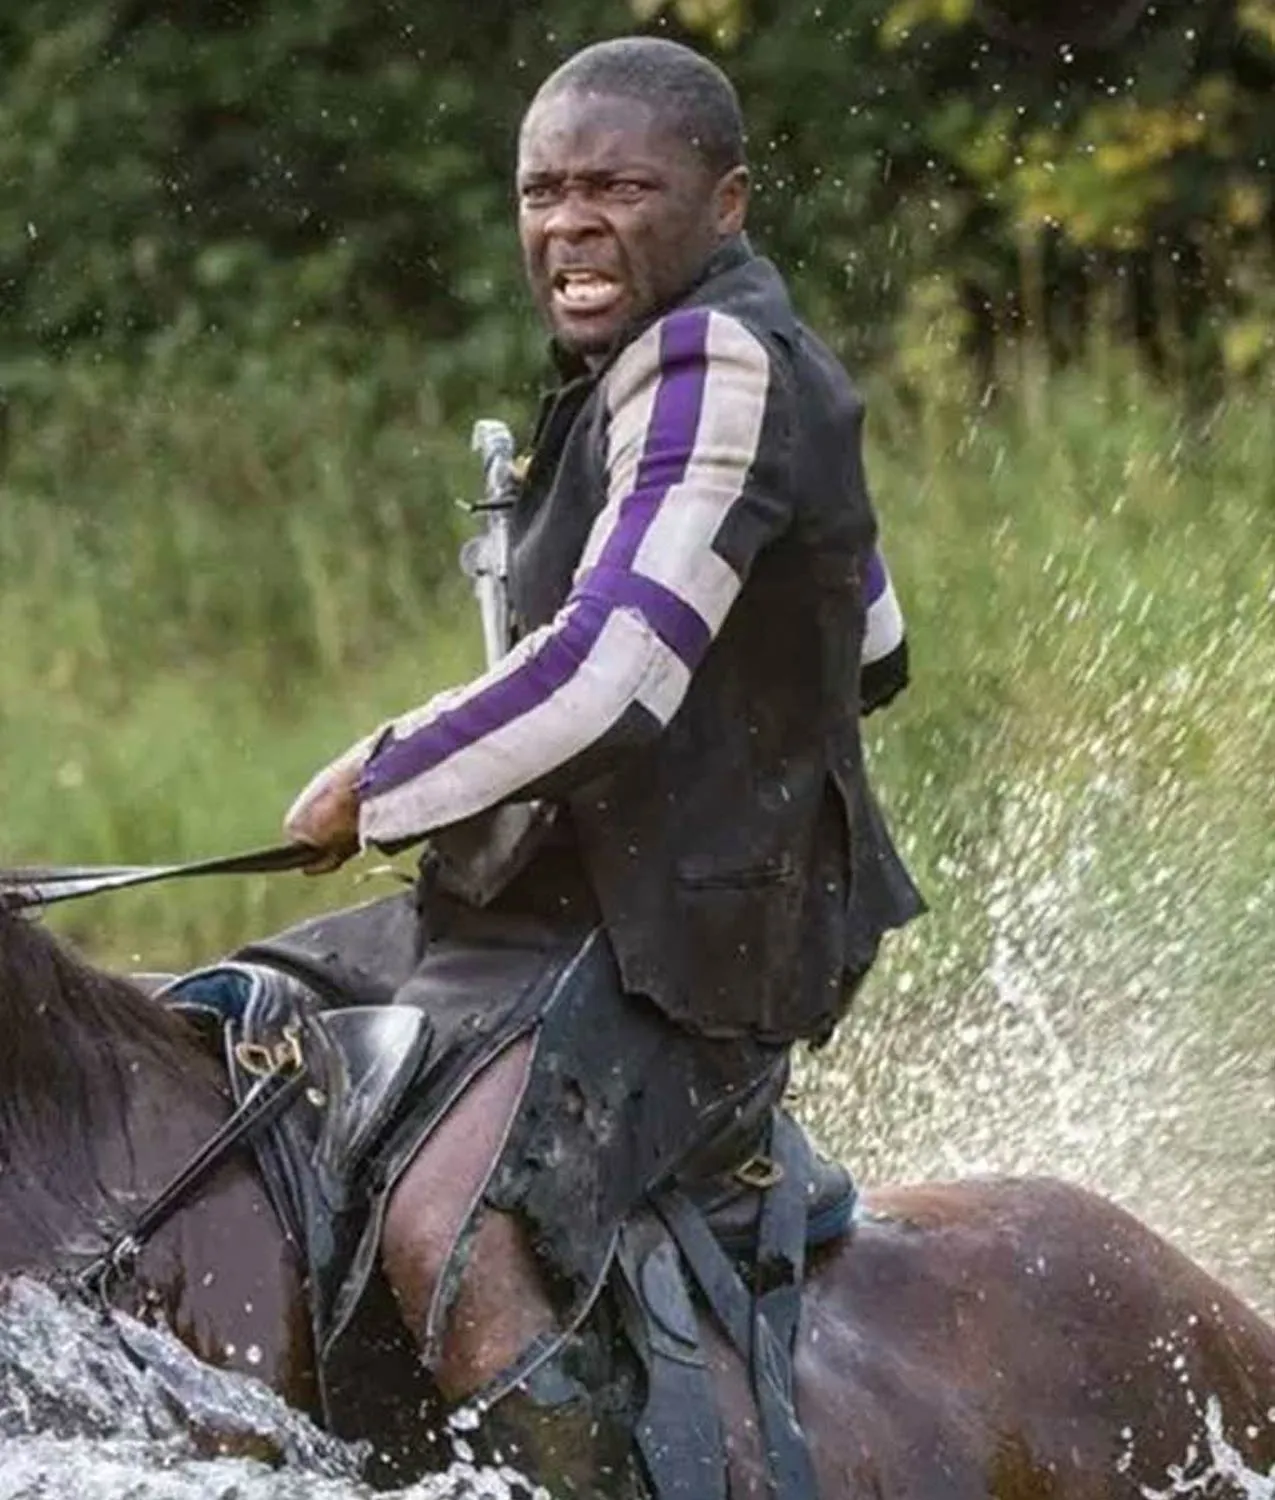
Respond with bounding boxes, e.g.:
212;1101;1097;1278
499;241;924;1043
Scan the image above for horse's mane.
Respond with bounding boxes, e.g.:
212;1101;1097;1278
0;903;222;1241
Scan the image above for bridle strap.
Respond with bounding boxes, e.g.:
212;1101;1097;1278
75;1042;311;1300
0;841;319;1294
0;842;317;911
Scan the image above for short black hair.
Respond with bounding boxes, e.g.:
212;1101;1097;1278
530;37;747;177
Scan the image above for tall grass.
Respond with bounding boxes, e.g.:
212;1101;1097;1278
5;338;1273;1303
2;342;1272;980
0;344;491;959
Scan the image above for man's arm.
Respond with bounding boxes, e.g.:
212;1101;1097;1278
296;306;792;851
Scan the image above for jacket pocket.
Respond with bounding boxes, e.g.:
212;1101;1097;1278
668;874;804;1036
674;852;798;891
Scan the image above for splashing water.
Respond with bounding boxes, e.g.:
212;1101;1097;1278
1132;1394;1275;1498
0;1277;356;1469
0;1440;545;1500
0;1279;542;1499
1108;1320;1275;1497
801;599;1275;1317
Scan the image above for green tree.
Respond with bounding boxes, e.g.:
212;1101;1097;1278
4;0;1274;399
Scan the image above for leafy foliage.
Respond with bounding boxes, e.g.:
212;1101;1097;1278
2;0;1275;399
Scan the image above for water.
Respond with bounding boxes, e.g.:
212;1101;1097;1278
1132;1395;1275;1498
803;618;1275;1318
0;1281;542;1497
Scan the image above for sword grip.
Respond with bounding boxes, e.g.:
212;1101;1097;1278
466;418;517;667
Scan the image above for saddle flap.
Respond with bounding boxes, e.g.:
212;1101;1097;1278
162;960;434;1348
313;1006;432;1177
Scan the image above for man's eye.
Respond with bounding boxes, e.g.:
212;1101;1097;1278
603;179;647;201
520;183;557;207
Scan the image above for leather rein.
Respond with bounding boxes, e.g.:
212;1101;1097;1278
75;1035;311;1300
0;841;319;1299
0;841;318;911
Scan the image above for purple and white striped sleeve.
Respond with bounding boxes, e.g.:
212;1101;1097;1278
860;543;909;714
351;307;779;848
863;546;904;666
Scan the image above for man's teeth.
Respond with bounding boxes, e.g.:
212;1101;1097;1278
557;274;619;308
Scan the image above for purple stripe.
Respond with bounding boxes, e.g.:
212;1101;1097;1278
580;565;711;669
864;546;887;605
358;597;611;796
359;312;713;801
601;311;709;572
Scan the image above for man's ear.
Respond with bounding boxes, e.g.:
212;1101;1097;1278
714;165;749;238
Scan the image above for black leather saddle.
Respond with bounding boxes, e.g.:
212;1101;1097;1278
159;960;431;1341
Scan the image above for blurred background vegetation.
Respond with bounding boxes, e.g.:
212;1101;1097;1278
6;0;1275;393
3;0;1274;1309
1;0;1272;976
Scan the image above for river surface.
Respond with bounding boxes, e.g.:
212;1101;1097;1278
0;1278;541;1498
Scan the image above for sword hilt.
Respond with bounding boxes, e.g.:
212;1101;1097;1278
464;418;518;667
471;419;518;509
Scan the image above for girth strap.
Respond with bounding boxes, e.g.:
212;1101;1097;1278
752;1112;810;1419
617;1216;728;1500
655;1115;818;1500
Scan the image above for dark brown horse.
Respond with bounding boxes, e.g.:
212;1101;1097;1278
0;903;436;1481
2;903;1274;1497
388;1038;1275;1497
734;1180;1275;1496
0;905;314;1394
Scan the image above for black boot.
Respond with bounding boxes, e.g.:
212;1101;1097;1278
681;1105;853;1257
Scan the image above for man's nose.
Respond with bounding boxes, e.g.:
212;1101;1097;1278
542;190;604;240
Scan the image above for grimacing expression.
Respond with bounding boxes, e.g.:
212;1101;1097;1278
517;90;748;356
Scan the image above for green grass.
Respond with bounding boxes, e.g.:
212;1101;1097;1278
3;338;1273;1304
0;344;493;960
2;342;1272;984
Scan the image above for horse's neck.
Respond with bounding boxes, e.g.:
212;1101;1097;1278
121;1062;316;1408
0;1040;313;1408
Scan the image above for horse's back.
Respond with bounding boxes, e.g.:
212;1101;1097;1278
778;1175;1275;1499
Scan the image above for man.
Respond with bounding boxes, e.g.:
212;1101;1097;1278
285;34;922;1495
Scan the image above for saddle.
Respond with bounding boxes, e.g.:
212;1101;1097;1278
160;961;432;1372
161;948;856;1500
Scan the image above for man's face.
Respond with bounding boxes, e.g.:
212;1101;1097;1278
517;90;747;358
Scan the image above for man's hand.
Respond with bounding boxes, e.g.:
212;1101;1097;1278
284;749;367;875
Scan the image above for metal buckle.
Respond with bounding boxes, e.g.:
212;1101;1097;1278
733;1154;784;1191
234;1020;304;1079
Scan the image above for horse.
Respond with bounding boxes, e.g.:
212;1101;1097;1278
0;902;437;1484
2;902;1274;1499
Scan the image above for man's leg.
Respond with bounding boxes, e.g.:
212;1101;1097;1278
380;1034;554;1400
380;1033;640;1496
377;918;797;1497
